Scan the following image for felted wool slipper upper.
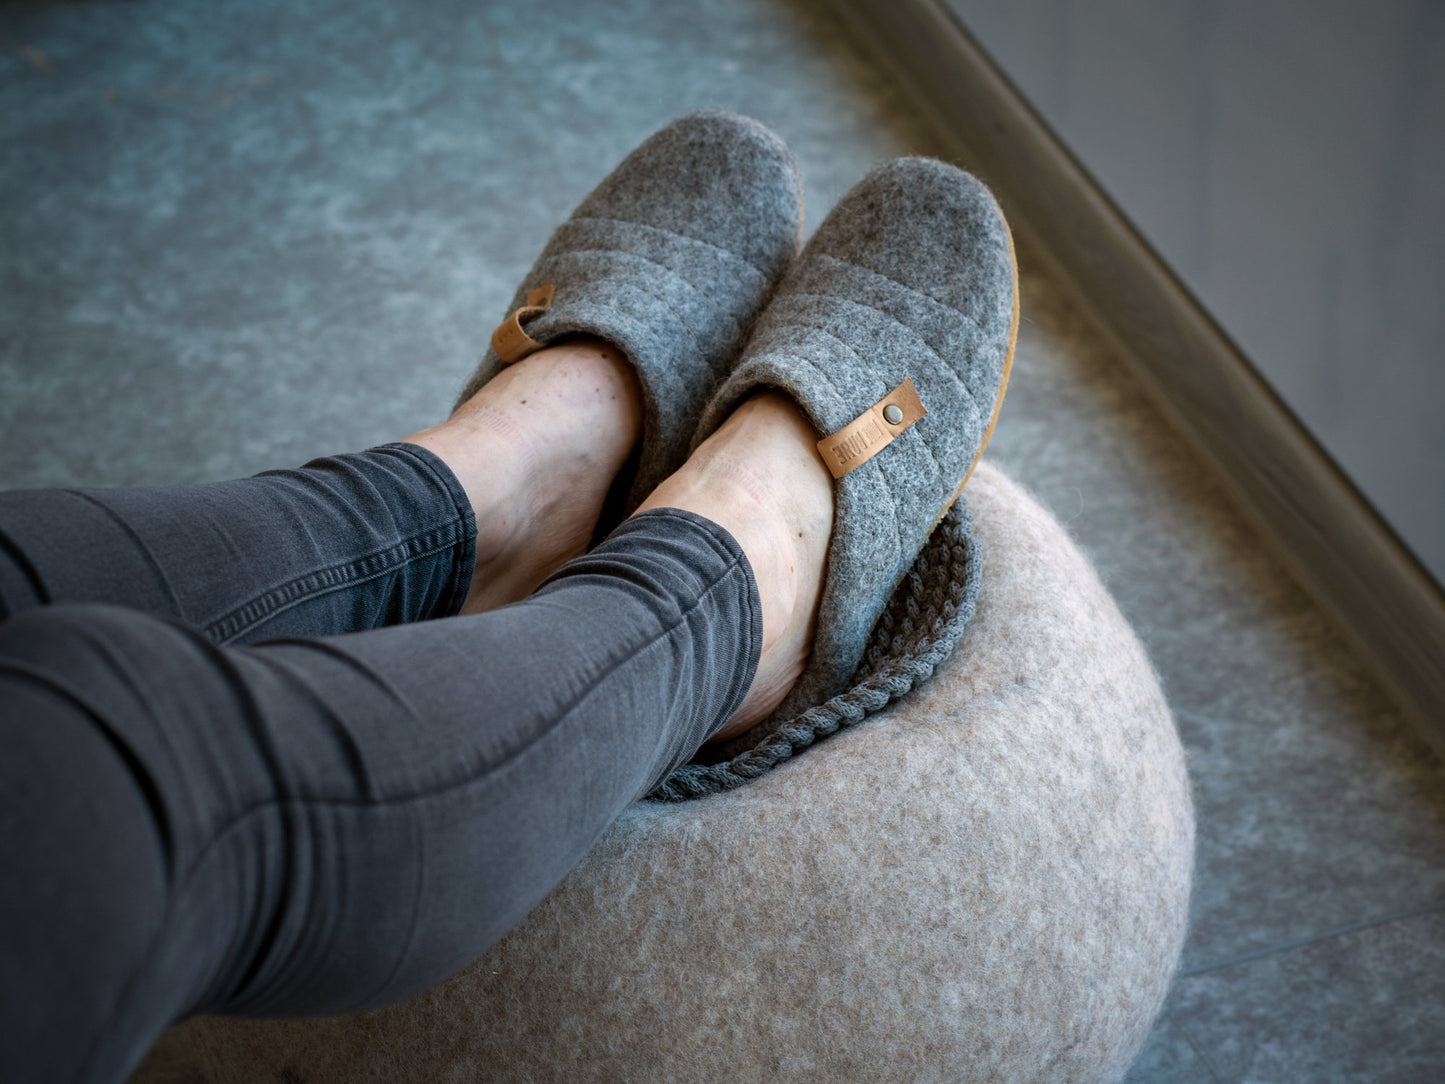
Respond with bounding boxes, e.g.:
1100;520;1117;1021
456;111;803;510
649;157;1017;801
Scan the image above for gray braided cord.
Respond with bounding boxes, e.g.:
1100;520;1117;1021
647;500;982;802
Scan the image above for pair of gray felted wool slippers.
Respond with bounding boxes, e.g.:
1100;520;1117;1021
460;112;1019;801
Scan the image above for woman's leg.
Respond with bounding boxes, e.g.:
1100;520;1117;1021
0;389;834;1084
0;442;476;641
0;509;758;1084
0;339;639;641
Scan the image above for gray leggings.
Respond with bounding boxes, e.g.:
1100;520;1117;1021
0;443;761;1084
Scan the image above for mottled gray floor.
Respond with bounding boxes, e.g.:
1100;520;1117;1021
1;1;1441;1082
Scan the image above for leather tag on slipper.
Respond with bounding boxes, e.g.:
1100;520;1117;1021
491;284;555;363
817;378;927;479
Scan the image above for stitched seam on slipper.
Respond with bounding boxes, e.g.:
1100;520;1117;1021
543;249;720;354
548;244;750;339
568;214;774;279
534;290;675;361
773;318;948;484
812;251;999;335
782;291;976;407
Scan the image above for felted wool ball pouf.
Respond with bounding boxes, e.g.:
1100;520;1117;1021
182;464;1194;1083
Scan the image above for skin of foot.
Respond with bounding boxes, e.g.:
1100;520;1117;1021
635;392;835;741
404;338;643;614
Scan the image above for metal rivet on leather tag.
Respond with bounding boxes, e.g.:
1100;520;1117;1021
816;377;928;479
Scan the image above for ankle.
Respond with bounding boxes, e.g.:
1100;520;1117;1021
634;392;834;737
404;403;532;579
404;339;643;610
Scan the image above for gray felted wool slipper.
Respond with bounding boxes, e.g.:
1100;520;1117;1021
649;157;1017;802
456;111;803;511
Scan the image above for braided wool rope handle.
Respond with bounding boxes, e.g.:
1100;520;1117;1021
648;501;982;802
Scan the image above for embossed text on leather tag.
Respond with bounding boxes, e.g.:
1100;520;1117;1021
816;378;926;479
491;284;555;363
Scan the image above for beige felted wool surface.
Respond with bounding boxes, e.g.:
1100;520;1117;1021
181;464;1194;1084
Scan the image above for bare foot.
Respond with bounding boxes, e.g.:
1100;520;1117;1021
635;392;834;740
405;339;642;613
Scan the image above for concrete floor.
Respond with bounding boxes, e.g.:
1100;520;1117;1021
1;1;1442;1080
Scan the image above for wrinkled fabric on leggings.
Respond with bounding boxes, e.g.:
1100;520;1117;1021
0;443;761;1084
